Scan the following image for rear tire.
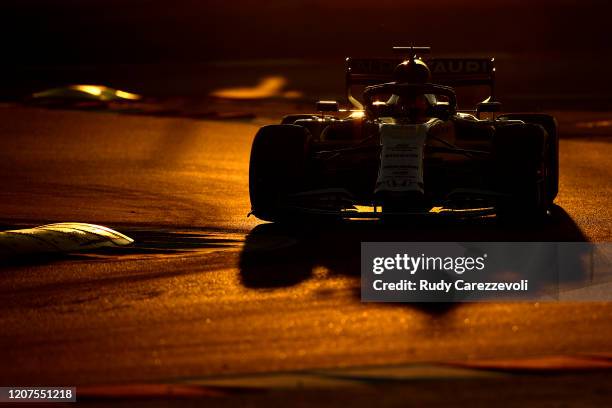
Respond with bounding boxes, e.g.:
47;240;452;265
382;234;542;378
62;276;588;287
249;125;312;222
494;123;551;220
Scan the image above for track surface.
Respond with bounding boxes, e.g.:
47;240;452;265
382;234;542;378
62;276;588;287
0;106;611;386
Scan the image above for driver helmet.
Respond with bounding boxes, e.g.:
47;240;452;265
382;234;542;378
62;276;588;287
389;59;432;119
393;58;431;83
390;93;430;119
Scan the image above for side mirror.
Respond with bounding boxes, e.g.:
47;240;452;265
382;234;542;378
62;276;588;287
367;101;391;118
428;101;451;119
476;100;502;119
316;100;339;113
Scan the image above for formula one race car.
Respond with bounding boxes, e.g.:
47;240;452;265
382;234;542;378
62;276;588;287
249;46;558;222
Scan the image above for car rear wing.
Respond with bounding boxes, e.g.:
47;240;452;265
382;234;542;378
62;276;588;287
345;57;496;108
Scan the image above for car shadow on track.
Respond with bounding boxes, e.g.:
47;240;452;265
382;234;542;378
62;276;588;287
238;205;589;312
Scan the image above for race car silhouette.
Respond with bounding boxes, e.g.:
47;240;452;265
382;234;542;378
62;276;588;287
249;47;558;222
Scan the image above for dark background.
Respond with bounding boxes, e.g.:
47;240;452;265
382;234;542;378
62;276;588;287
4;0;609;62
3;0;612;108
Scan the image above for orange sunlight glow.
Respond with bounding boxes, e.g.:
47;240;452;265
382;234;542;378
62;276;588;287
70;85;141;101
210;76;302;100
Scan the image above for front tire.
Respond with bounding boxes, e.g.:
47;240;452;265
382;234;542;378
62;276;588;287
498;113;558;201
249;125;312;222
494;123;552;220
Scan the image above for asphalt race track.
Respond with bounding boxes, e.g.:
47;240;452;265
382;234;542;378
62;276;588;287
0;106;611;397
